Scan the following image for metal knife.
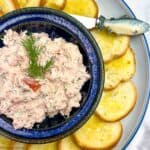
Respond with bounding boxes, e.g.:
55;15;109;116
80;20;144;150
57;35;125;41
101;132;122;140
71;14;150;36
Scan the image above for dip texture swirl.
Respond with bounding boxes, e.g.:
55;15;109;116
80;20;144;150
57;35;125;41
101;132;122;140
0;30;90;129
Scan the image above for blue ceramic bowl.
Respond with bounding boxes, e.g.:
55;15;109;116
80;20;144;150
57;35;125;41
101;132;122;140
0;7;104;143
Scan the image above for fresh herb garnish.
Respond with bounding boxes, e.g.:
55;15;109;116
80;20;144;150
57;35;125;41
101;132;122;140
22;35;54;78
0;34;4;40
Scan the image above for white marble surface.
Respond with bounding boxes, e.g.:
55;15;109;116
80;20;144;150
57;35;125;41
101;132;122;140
125;0;150;150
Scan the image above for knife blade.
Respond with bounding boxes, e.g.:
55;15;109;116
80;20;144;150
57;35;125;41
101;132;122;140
71;14;96;29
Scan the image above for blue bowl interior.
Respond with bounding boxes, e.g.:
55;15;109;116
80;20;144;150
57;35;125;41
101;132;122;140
0;21;91;130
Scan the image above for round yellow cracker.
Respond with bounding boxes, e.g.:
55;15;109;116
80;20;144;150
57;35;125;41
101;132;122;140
74;115;122;149
91;29;130;63
27;142;58;150
63;0;99;18
42;0;66;10
105;48;136;90
96;81;137;121
58;136;81;150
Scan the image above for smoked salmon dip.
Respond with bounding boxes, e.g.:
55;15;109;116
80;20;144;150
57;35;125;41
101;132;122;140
0;29;90;129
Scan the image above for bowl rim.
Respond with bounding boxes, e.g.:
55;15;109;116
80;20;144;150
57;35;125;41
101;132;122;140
0;7;104;143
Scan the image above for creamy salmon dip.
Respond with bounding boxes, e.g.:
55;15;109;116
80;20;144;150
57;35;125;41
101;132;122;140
0;29;90;129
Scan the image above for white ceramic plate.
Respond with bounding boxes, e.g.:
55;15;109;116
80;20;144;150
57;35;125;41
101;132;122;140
96;0;150;149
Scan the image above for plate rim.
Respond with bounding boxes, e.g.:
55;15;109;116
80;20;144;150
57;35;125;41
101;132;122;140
120;0;150;149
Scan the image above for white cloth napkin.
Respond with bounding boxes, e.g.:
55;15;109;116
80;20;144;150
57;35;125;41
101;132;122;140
125;0;150;150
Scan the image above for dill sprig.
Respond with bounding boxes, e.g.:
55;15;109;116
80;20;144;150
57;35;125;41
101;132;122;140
0;34;4;40
22;35;54;78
